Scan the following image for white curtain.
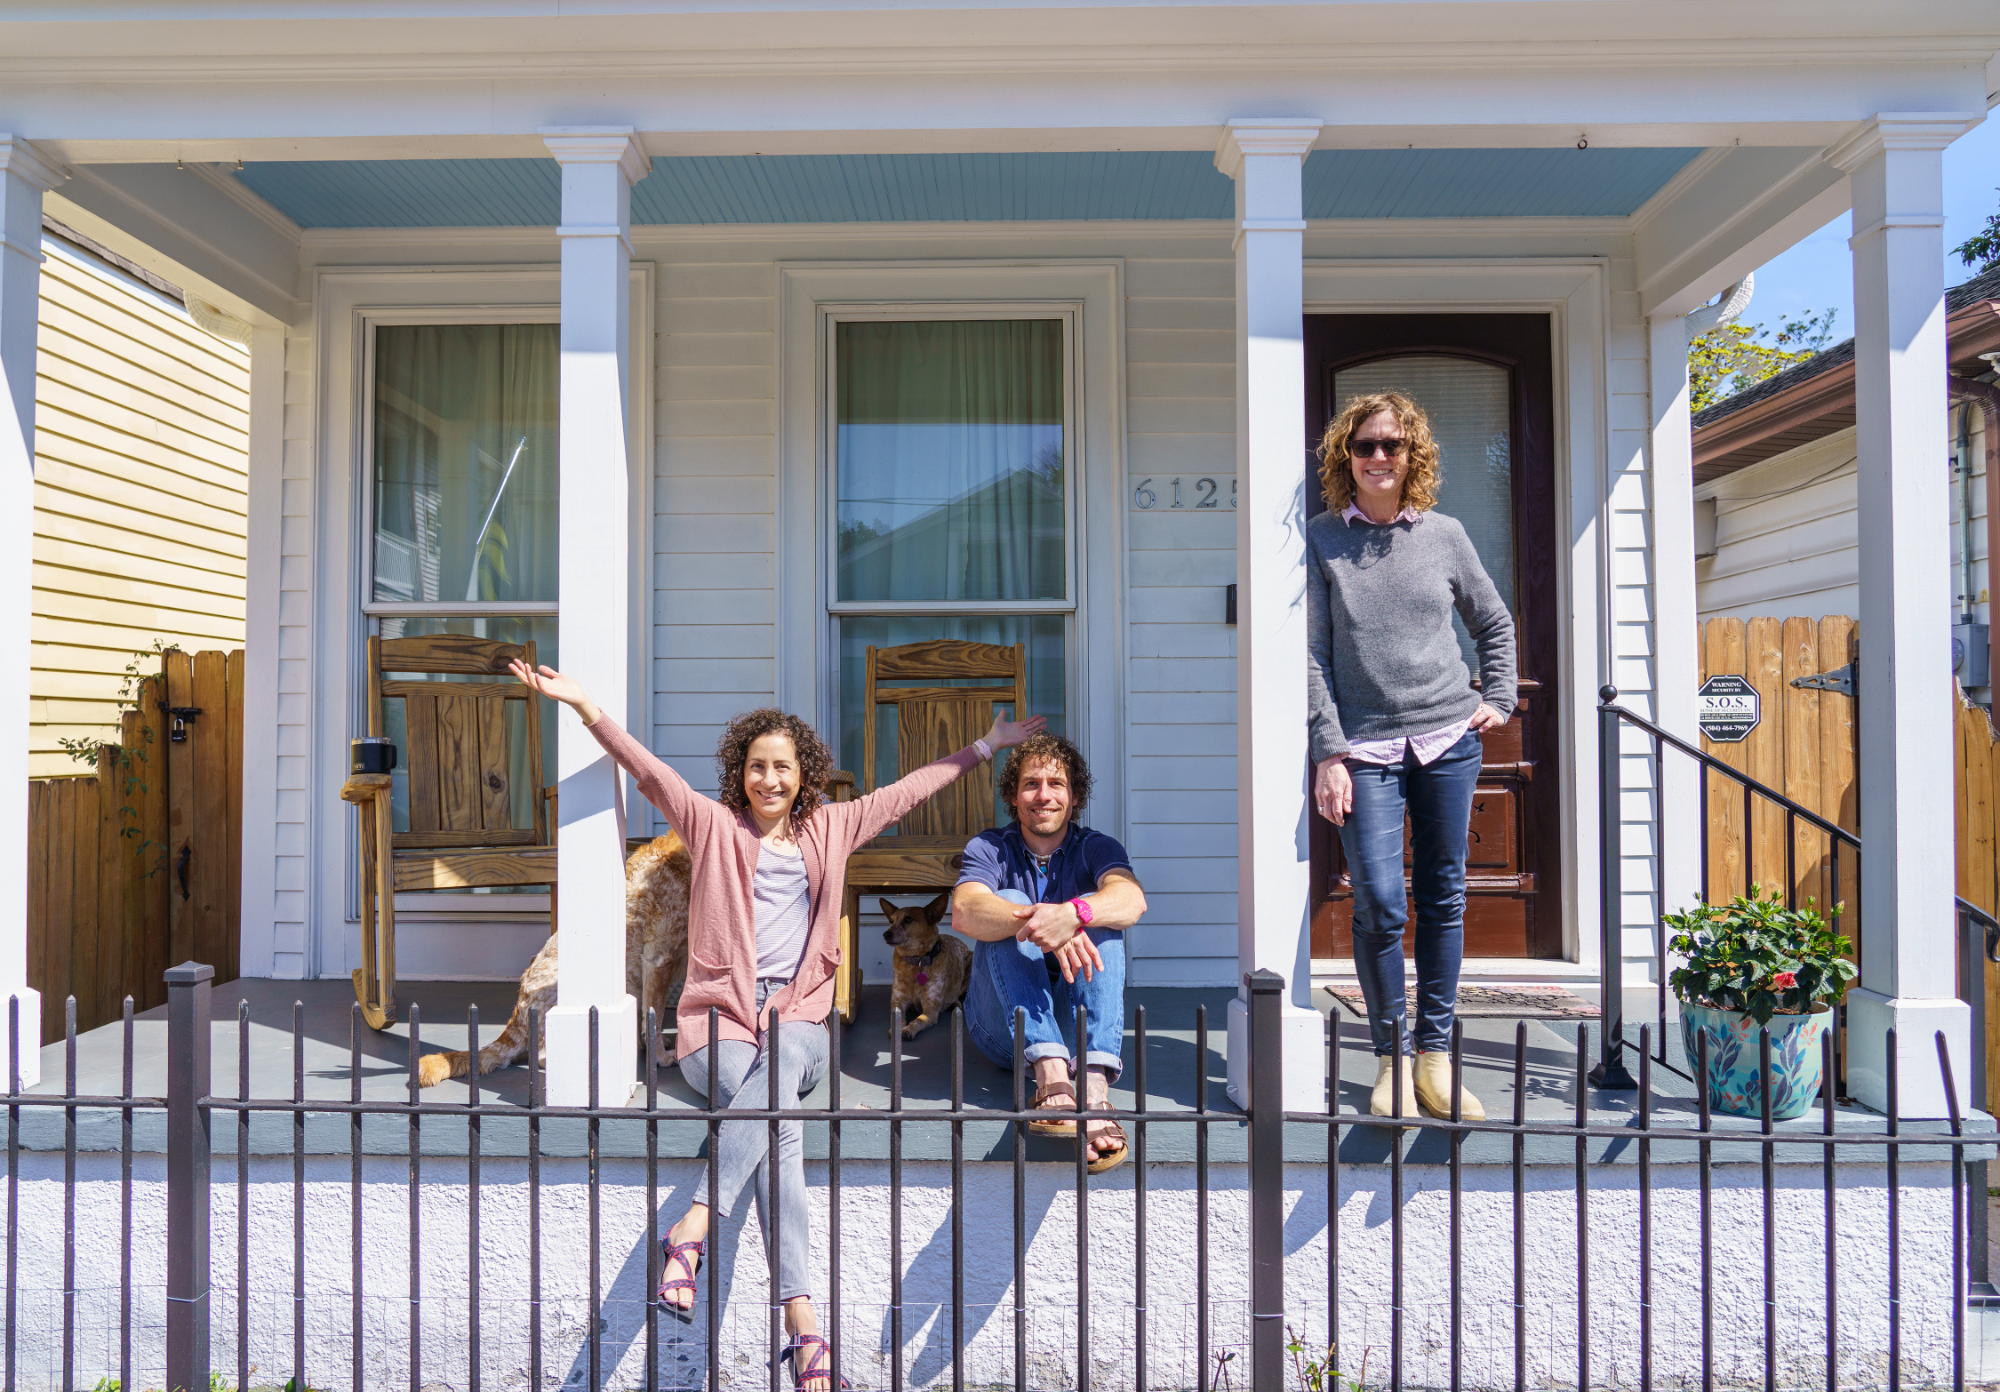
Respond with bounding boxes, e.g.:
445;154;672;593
372;323;560;606
835;319;1066;603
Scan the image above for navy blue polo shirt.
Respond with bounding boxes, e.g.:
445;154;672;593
956;822;1135;908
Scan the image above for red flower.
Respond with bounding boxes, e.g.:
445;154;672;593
1771;970;1797;990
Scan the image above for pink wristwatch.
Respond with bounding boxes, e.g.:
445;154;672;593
1070;897;1094;926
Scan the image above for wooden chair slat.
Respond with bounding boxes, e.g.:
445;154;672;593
391;828;538;849
434;693;485;834
378;634;528;675
869;684;1020;706
380;680;533;702
393;846;557;892
476;697;513;833
873;638;1020;680
403;693;442;835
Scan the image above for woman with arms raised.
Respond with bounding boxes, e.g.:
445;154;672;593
509;659;1043;1392
1307;391;1517;1122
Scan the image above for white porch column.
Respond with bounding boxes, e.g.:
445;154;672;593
1218;117;1324;1112
1830;114;1981;1117
1648;313;1702;946
0;137;62;1087
542;127;649;1108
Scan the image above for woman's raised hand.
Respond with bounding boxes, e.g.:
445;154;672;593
983;713;1048;751
508;660;601;726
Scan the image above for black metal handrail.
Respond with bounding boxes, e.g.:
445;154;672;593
1600;687;2000;1103
1597;687;1867;1091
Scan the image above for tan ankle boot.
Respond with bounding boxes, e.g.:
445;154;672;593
1369;1055;1419;1118
1414;1051;1486;1120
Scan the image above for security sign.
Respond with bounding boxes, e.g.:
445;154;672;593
1697;674;1761;743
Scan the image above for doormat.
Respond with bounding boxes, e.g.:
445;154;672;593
1324;982;1601;1020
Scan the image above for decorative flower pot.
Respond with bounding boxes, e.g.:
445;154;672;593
1679;1000;1831;1121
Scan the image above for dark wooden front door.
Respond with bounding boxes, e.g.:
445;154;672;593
1305;313;1561;959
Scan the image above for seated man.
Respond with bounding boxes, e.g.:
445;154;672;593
952;733;1147;1173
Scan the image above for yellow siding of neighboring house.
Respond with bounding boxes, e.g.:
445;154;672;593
30;238;250;777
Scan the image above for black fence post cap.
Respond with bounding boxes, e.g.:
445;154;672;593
1245;968;1285;994
1599;684;1618;704
164;962;214;985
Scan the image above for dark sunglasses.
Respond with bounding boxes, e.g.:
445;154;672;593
1349;438;1410;459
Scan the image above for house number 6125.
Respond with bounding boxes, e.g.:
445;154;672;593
1133;477;1234;509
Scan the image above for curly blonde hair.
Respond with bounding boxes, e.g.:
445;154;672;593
1316;390;1442;516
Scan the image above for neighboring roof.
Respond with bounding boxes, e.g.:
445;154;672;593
1690;263;2000;483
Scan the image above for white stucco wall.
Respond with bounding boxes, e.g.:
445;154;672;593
4;1155;1961;1392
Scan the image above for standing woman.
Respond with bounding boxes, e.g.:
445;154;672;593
1307;391;1517;1120
508;660;1042;1391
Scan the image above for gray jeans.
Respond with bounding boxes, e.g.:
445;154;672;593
677;982;829;1304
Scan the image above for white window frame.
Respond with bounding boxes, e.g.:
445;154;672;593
777;260;1128;841
309;264;653;979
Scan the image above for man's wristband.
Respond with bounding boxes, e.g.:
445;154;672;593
1069;896;1094;926
972;737;993;762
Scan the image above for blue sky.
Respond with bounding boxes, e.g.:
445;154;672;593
1743;119;2000;340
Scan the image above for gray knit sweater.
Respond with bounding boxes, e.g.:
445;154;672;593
1306;509;1518;763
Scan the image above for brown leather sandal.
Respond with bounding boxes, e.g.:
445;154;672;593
1085;1119;1129;1174
1027;1078;1080;1136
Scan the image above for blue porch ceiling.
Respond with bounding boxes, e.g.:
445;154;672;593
232;148;1700;228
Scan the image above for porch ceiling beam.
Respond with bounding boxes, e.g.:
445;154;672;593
1634;145;1852;319
4;54;1990;163
43;161;301;325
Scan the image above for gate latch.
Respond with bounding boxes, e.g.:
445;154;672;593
1789;663;1854;698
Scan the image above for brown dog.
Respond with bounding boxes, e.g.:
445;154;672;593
416;831;692;1086
882;892;973;1040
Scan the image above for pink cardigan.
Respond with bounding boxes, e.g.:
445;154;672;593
587;714;985;1055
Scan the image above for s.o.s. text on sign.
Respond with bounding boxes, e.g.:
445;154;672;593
1696;674;1761;743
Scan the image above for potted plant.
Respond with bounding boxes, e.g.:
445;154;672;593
1665;886;1857;1120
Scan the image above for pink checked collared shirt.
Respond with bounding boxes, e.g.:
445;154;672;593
1336;501;1475;768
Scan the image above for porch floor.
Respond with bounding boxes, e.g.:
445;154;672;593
14;979;1986;1162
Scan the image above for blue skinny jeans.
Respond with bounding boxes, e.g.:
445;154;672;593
1339;728;1483;1057
965;888;1127;1081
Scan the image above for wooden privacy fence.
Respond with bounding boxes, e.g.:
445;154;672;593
26;649;243;1042
1697;616;1861;941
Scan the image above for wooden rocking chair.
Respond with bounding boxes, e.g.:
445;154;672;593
833;639;1027;1024
340;633;556;1029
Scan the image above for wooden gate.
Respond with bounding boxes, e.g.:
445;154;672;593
1696;617;1860;948
25;649;243;1042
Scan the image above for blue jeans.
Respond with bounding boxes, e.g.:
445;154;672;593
1339;728;1483;1056
965;888;1127;1080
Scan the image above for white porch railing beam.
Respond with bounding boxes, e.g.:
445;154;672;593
543;126;650;1108
0;136;64;1087
1831;112;1982;1117
1217;117;1324;1113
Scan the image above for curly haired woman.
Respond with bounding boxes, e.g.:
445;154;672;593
507;659;1042;1391
1307;391;1517;1122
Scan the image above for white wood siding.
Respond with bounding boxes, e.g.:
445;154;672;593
1122;243;1239;984
643;227;1239;986
269;327;313;979
30;237;249;776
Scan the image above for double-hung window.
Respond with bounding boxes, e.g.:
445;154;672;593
829;314;1074;800
366;321;559;838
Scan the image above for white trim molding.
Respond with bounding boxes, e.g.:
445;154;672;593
774;259;1129;845
1302;257;1613;980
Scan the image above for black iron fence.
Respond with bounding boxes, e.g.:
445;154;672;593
3;967;1996;1392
